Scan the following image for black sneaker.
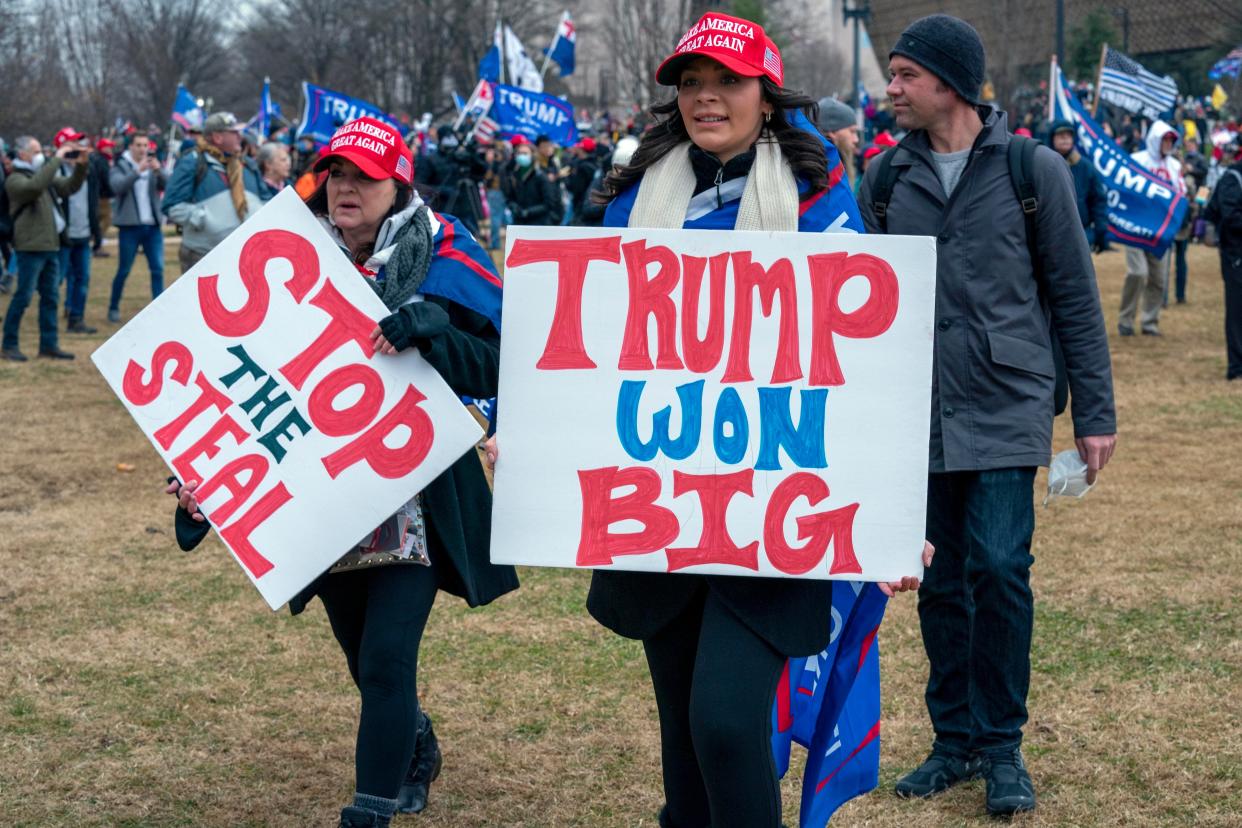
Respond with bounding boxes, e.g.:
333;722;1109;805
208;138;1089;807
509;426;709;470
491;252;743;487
38;347;75;360
894;749;982;798
982;749;1036;815
396;712;442;814
2;348;28;362
67;319;98;334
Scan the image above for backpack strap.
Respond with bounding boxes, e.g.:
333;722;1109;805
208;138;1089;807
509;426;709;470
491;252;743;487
1007;135;1069;416
869;147;902;233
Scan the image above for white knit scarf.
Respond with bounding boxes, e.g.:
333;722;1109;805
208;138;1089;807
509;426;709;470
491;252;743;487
627;132;800;231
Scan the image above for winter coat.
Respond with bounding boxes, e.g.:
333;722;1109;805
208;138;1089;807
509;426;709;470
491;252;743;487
110;152;168;226
175;202;517;611
1207;161;1242;256
5;158;88;252
502;164;562;225
858;106;1116;472
162;149;269;254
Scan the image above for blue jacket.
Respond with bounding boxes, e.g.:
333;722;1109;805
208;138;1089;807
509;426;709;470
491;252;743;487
162;149;270;253
1064;151;1109;246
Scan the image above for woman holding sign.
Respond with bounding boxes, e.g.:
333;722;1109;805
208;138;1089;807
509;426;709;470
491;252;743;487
583;14;931;827
170;116;515;828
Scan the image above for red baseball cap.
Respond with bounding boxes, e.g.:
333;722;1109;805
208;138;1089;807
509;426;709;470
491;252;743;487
314;117;414;185
579;137;597;152
54;127;86;148
655;13;783;87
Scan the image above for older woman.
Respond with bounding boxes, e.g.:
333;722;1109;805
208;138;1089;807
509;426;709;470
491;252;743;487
256;140;292;193
169;117;515;828
586;14;931;827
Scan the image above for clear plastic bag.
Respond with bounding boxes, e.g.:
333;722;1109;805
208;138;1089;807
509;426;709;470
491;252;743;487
1044;449;1094;506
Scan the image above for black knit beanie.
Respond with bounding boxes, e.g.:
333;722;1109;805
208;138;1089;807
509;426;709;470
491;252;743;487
890;15;985;104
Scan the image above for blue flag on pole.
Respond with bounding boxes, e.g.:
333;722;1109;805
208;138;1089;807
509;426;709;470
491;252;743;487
296;82;401;147
1051;63;1188;258
171;84;203;131
258;77;280;138
544;11;576;76
479;21;503;83
490;83;578;146
771;582;887;827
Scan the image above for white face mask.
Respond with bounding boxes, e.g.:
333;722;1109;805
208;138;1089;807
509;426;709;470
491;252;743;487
27;153;45;171
1043;449;1094;506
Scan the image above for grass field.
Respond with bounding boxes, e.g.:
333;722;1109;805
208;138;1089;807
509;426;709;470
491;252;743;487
1;239;1239;827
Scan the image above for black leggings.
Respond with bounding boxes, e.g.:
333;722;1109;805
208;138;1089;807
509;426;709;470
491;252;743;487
642;586;787;828
317;564;439;798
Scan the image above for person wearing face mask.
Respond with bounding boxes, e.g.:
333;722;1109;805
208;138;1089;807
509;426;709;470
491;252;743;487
1119;121;1185;336
167;116;516;828
501;136;562;225
2;134;87;361
161;111;269;274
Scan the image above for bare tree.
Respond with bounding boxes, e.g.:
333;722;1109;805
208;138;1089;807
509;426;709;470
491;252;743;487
605;0;696;109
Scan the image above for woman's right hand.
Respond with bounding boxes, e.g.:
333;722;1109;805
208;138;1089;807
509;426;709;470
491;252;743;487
165;478;206;521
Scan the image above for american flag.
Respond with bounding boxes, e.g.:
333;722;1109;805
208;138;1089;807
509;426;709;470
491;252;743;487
1097;46;1178;120
763;46;783;85
1209;46;1242;80
473;115;499;143
394;154;412;182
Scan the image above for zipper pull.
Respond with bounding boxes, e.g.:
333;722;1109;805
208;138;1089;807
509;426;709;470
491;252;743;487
714;167;724;208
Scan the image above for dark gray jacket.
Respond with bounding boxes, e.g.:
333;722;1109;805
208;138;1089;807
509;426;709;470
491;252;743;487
858;107;1116;472
109;152;167;226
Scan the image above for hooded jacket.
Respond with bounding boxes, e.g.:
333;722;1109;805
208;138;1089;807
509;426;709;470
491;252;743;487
162;148;269;254
1131;120;1186;197
1048;119;1109;244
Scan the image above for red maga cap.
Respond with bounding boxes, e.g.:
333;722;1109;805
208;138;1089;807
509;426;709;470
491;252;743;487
54;126;86;148
655;13;782;87
314;117;414;185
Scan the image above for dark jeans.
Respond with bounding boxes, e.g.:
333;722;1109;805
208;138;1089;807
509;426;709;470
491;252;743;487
919;467;1036;759
1172;238;1189;302
642;584;785;828
3;251;61;351
1223;250;1242;380
109;224;165;312
317;563;438;799
59;237;92;320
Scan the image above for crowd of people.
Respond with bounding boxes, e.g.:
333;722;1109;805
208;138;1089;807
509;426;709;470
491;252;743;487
2;9;1241;828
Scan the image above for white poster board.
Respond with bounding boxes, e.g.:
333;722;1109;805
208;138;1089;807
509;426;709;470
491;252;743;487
491;226;936;582
93;188;484;609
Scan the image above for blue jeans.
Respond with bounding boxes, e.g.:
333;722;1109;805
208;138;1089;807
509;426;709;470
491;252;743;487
109;224;165;312
486;189;506;251
919;467;1036;758
59;237;92;320
3;251;61;351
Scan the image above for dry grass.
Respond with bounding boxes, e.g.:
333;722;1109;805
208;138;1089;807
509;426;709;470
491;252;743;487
1;239;1239;827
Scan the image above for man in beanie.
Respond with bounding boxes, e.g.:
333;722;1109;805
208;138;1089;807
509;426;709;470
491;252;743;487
817;97;860;186
1049;120;1110;252
162;111;268;279
858;14;1117;816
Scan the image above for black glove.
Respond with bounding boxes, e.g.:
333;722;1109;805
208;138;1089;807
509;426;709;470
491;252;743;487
379;301;451;353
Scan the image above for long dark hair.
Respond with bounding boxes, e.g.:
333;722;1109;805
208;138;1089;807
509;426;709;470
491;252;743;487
305;170;414;263
595;76;827;205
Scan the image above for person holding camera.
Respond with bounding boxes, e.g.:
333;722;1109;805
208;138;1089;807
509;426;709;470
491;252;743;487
2;134;87;361
421;125;487;236
501;137;562;226
53;127;101;334
107;133;167;323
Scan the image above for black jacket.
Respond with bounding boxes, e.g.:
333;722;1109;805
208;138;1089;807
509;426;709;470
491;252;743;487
1209;162;1242;256
502;164;562;225
175;294;518;613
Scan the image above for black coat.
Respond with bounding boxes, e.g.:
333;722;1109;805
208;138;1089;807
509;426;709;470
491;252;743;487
175;294;518;613
502;164;562;225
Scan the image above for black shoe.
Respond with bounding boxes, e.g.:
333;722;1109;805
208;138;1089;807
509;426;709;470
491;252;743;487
2;348;28;362
1141;328;1162;337
982;749;1036;815
38;347;75;360
337;806;381;828
67;319;98;334
894;749;982;799
1117;325;1134;337
396;712;442;814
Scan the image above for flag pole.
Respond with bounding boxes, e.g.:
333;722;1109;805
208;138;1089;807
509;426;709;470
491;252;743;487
540;28;560;79
1091;43;1107;118
1048;56;1057;123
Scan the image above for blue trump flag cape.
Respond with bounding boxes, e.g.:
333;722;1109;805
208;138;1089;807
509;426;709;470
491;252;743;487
423;211;503;333
490;83;578;147
297;82;402;147
772;582;888;826
1050;63;1188;258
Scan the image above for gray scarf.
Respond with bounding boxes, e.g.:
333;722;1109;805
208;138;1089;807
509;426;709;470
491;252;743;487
365;205;434;311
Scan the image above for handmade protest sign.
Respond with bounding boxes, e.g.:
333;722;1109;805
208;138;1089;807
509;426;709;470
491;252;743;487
92;188;484;610
491;226;936;582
